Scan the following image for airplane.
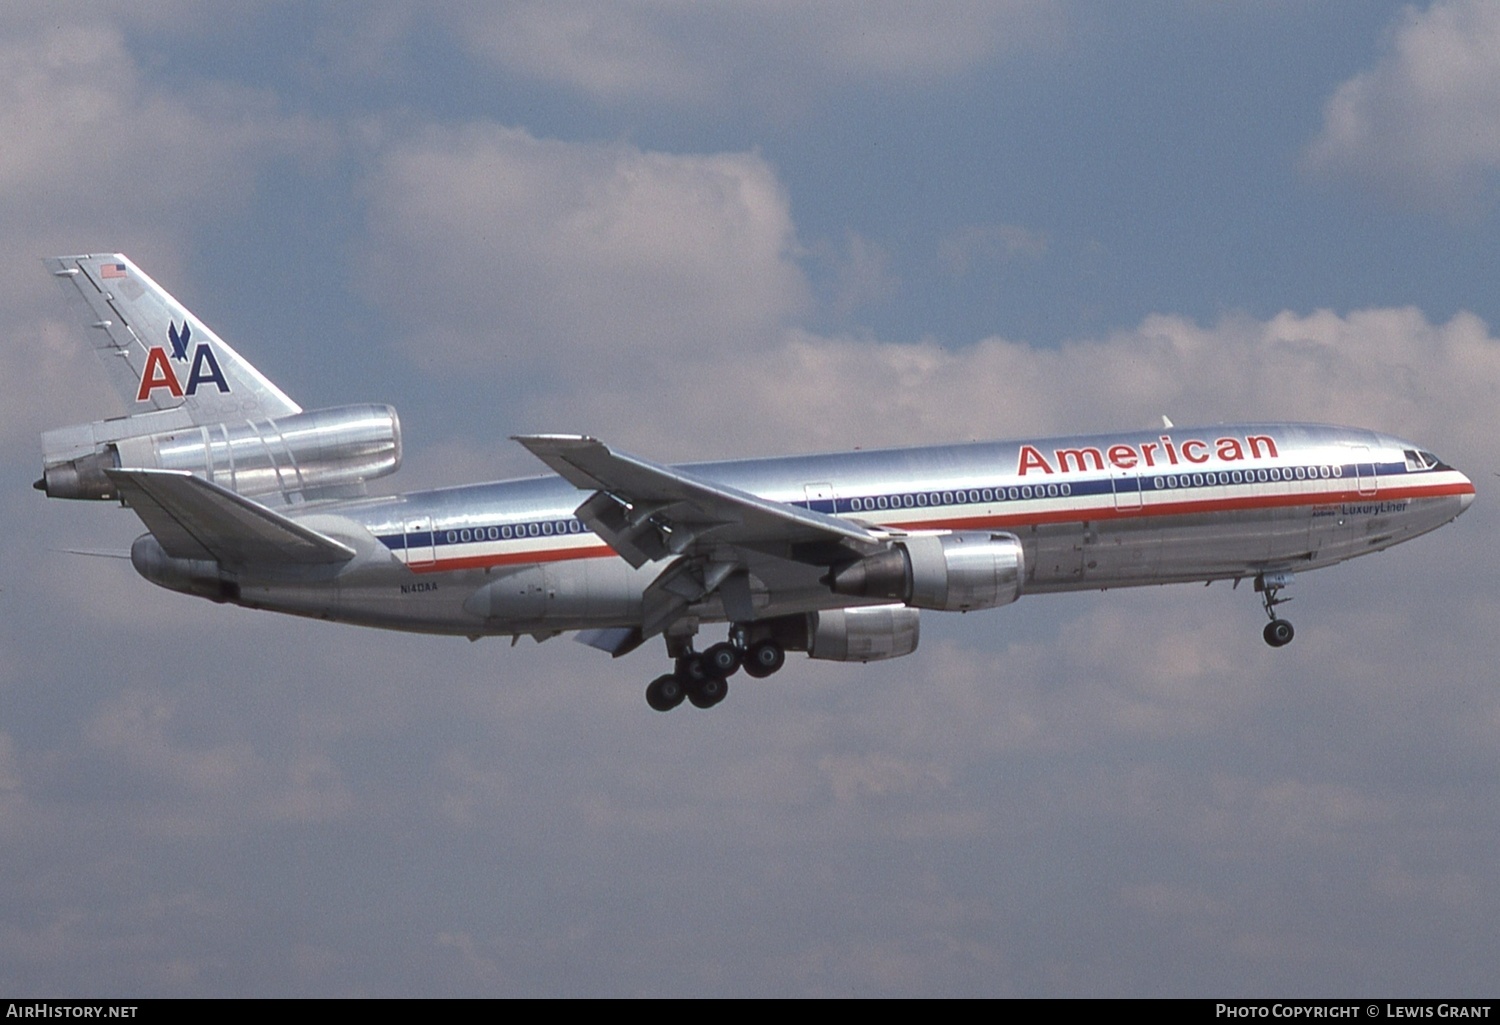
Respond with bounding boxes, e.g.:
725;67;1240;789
36;254;1476;711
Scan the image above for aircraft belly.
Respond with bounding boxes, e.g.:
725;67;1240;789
1308;492;1467;565
1030;505;1312;590
462;558;647;628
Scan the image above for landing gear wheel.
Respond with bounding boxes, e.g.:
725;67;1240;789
646;673;686;711
741;639;786;678
1263;619;1295;648
676;653;709;684
687;675;729;709
702;642;742;678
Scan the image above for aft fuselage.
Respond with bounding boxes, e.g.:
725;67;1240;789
134;423;1474;637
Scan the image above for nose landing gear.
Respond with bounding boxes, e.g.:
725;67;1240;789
1255;572;1295;648
1263;618;1295;647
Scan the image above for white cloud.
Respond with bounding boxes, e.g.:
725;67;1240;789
0;21;325;243
362;123;808;392
822;232;900;319
535;305;1499;469
940;222;1049;275
450;0;1067;110
0;18;328;442
8;5;1500;994
1306;0;1500;208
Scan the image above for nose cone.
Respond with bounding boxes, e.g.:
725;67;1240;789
1449;462;1476;514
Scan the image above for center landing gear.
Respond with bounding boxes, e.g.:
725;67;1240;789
1255;572;1295;648
644;630;786;711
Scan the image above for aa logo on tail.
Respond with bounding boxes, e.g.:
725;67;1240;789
136;321;230;401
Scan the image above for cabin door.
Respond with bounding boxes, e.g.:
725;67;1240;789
404;516;436;568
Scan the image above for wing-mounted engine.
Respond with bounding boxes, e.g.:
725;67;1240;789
807;605;920;661
826;531;1025;611
37;403;402;504
726;604;921;663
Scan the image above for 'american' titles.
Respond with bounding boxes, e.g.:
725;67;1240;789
1018;434;1279;476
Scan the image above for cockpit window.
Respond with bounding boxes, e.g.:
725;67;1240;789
1404;450;1444;471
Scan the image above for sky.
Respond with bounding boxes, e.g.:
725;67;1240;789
3;0;1499;997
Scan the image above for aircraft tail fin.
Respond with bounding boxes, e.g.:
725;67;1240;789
45;253;300;422
38;256;404;507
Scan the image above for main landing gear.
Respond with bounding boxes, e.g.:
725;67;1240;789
644;631;786;711
1255;572;1295;648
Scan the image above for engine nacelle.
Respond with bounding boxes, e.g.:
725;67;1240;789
807;604;921;662
827;531;1025;612
38;403;402;502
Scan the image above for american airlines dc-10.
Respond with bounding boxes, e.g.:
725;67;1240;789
36;254;1475;711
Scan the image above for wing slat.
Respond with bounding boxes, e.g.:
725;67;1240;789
512;434;880;566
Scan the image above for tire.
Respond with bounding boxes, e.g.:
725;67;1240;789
741;639;786;679
676;654;709;683
687;675;728;709
1263;619;1294;648
646;673;685;711
702;642;742;678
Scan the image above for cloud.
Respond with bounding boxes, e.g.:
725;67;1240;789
9;6;1500;995
940;222;1049;275
1306;0;1500;209
355;117;1500;469
0;20;325;245
820;232;900;319
361;122;808;398
449;0;1067;111
534;305;1499;469
0;17;328;443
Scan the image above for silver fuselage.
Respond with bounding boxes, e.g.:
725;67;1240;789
137;423;1472;638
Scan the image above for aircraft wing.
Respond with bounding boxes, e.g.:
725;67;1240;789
514;434;893;641
512;434;883;569
105;468;355;566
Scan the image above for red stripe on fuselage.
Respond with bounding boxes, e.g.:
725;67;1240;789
900;479;1474;532
406;542;616;574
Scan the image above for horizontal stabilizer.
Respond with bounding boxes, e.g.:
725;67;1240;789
105;468;355;566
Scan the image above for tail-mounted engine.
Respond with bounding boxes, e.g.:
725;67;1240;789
37;403;402;504
826;531;1025;611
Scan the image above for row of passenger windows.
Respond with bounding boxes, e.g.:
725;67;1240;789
433;463;1355;542
842;464;1348;512
1152;465;1343;489
846;484;1074;512
444;520;585;544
